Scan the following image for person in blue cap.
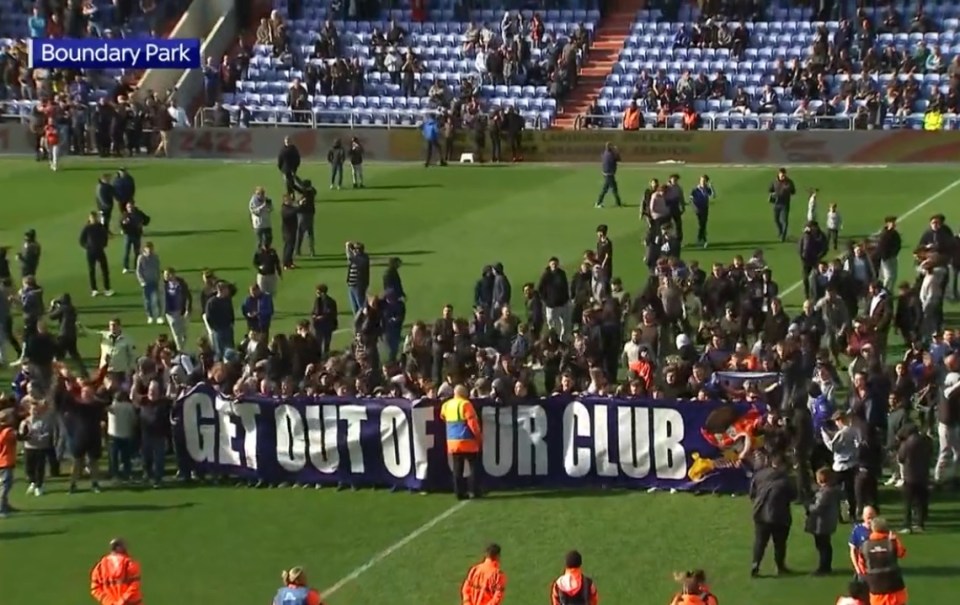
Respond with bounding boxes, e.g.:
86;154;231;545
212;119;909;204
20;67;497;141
422;113;446;167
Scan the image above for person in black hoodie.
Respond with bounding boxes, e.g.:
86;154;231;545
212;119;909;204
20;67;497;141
474;266;494;313
799;220;828;300
381;289;406;363
112;168;135;207
749;455;797;577
293;178;317;257
0;247;10;288
80;211;113;296
897;423;933;532
279;194;299;269
349;136;365;188
277;136;301;194
874;216;902;291
537;257;570;341
48;293;86;377
383;257;406;300
311;284;339;360
138;379;171;488
95;174;115;233
18;276;44;349
328;139;346;190
893;282;921;345
120;201;150;274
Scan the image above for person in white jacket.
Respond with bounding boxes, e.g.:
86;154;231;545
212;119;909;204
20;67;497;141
107;392;138;482
249;187;273;248
918;258;947;337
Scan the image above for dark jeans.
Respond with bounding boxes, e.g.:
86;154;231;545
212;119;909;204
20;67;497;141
854;469;878;517
902;481;929;528
296;213;315;256
670;211;684;243
348;286;367;315
596;174;621;207
773;204;790;241
696;211;708;243
282;235;295;267
123;234;141;271
315;327;333;359
424;140;445;166
451;451;482;499
86;250;111;291
141;434;166;484
330;163;343;187
255;227;273;249
24;448;48;487
211;327;235;361
813;533;833;572
282;170;297;195
752;521;790;572
385;326;402;362
801;262;817;299
108;436;133;480
834;467;857;520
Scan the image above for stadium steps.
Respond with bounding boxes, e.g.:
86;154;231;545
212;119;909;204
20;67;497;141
554;0;641;129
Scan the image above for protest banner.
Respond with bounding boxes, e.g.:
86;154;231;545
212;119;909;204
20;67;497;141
174;384;769;493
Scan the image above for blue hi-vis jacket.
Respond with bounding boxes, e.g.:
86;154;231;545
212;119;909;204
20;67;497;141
274;586;310;605
422;118;439;142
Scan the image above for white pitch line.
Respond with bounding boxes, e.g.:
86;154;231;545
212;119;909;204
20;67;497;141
780;176;960;298
321;499;470;598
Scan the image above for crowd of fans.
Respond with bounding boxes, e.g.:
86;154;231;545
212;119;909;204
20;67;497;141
0;165;957;513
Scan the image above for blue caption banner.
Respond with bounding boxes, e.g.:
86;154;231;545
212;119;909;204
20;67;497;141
29;37;201;70
173;381;772;494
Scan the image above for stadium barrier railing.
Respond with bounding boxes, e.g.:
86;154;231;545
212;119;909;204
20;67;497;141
193;107;546;129
572;113;859;130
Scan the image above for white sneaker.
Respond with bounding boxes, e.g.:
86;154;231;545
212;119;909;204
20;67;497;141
50;164;57;171
122;268;131;274
146;317;154;324
155;316;165;324
91;290;100;297
26;483;36;495
104;290;115;297
884;476;898;486
895;479;904;488
34;485;43;496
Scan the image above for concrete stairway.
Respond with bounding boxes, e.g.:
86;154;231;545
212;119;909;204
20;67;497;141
554;0;643;129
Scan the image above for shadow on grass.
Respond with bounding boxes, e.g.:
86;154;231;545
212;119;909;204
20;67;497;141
323;197;393;204
180;266;250;274
150;228;238;238
908;565;960;577
370;250;434;257
482;488;631;500
28;502;196;517
696;239;783;250
0;529;68;541
364;184;441;190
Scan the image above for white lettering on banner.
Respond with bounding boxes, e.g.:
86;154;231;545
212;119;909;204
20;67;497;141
217;405;241;467
183;391;216;463
653;408;687;480
617;406;650;478
410;407;434;480
563;402;592;478
234;402;261;471
276;405;307;472
482;407;513;477
305;405;340;473
144;42;191;65
562;402;688;480
592;405;617;477
516;405;548;476
381;406;412;478
340;405;368;473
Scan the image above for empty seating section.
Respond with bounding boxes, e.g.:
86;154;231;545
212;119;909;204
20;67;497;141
595;1;960;130
227;0;599;128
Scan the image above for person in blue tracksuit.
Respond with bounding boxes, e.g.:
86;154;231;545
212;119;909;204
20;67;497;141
690;174;716;248
595;143;622;208
422;115;445;167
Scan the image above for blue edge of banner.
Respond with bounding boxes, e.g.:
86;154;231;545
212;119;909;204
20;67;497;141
174;374;775;495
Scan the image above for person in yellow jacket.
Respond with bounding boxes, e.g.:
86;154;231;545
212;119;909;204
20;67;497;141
461;543;506;605
440;384;483;500
923;107;943;131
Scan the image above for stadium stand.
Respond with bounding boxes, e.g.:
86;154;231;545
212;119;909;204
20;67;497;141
218;0;600;128
587;0;960;130
0;0;189;118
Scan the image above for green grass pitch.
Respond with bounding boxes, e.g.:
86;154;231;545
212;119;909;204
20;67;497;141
0;157;958;605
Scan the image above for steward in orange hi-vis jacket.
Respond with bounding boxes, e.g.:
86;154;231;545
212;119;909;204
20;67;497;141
551;551;598;605
461;544;507;605
440;384;483;499
90;538;143;605
859;518;907;605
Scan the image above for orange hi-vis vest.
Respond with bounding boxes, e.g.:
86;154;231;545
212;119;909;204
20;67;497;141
440;396;482;453
622;107;640;130
90;552;143;605
461;557;506;605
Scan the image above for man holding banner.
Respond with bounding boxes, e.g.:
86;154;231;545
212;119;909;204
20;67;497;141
440;384;483;500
